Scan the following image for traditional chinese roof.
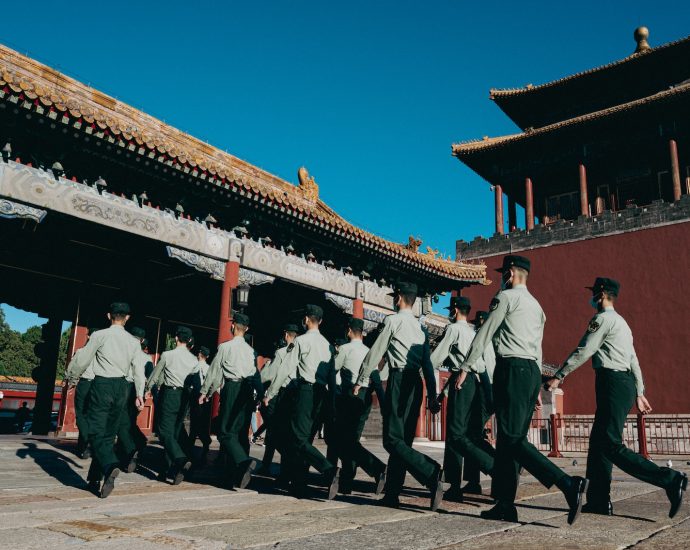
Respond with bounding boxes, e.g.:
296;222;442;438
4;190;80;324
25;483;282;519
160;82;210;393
488;33;690;130
453;81;690;157
0;43;486;285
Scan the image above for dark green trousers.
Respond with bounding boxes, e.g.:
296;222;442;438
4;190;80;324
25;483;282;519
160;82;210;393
289;381;334;485
337;385;385;484
217;379;254;475
86;376;128;481
491;357;565;503
116;382;147;459
189;392;212;448
443;374;495;488
75;378;92;454
259;394;277;466
586;369;676;503
158;386;190;472
383;370;439;497
462;376;494;485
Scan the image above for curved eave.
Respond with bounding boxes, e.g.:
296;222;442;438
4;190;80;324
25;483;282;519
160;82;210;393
488;34;690;100
0;43;486;285
453;82;690;157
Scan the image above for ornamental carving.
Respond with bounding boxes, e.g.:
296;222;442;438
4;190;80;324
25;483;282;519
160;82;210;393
405;236;422;252
71;194;160;233
0;199;46;223
238;268;275;286
166;246;225;280
297;166;319;202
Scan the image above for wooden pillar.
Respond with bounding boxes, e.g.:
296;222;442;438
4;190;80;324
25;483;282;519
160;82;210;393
669;139;682;201
507;196;517;231
56;324;89;437
494;184;504;235
579;163;589;216
353;298;364;319
525;178;535;230
32;317;63;435
212;260;240;423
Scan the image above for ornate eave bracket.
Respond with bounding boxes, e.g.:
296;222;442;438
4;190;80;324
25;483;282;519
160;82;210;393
166;245;274;286
0;198;46;223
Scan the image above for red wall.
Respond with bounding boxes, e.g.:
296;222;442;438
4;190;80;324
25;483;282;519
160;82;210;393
462;221;690;414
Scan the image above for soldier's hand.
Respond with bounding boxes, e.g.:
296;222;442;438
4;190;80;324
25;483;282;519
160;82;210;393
534;392;543;412
353;384;362;396
543;377;560;391
454;370;468;390
427;396;441;414
145;391;152;401
135;396;144;411
636;395;652;415
198;395;208;405
262;396;270;407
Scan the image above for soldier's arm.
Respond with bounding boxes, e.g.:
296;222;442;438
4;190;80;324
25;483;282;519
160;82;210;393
357;317;394;386
630;346;645;396
334;345;348;372
369;369;385;403
430;326;454;371
201;346;225;396
260;358;277;384
555;316;609;379
457;295;508;373
145;353;167;393
132;353;148;398
65;348;84;383
67;333;101;381
420;332;437;397
267;341;299;400
251;367;264;400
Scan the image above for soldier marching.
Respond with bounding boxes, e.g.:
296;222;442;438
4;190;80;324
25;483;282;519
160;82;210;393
63;270;686;523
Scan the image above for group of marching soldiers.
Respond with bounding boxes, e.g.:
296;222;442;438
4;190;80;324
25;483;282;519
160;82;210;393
65;254;687;523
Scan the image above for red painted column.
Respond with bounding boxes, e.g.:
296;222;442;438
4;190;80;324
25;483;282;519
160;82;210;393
212;260;240;423
353;298;364;319
525;178;535;230
494;184;504;235
508;196;517;231
57;324;90;437
669;139;682;201
579;163;589;216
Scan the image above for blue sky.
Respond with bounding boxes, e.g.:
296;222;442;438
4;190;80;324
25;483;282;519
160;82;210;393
1;1;688;328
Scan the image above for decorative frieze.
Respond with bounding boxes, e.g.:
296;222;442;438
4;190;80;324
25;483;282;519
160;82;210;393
0;198;46;223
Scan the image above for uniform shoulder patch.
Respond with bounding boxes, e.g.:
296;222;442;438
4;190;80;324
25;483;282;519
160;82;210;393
287;343;295;352
489;298;500;311
587;319;601;333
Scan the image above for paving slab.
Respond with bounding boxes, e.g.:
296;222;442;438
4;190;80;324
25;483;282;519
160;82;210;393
0;435;688;549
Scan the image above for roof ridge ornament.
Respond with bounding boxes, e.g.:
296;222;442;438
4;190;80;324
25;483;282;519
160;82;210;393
634;26;651;54
297;166;319;202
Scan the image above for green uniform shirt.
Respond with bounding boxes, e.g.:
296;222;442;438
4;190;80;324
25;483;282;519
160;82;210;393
335;338;370;387
460;285;545;373
261;346;295;388
66;347;95;381
267;329;335;400
554;306;645;396
68;325;147;395
356;309;436;395
432;320;477;372
146;345;199;392
201;336;258;396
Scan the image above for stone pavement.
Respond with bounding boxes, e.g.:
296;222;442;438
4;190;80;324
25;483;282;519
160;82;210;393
0;435;688;549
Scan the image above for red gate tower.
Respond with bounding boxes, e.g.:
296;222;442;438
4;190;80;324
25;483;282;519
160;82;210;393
453;27;690;414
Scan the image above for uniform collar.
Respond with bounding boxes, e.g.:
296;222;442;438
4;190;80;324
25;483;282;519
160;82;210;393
603;306;615;312
512;284;527;289
111;324;125;330
399;308;414;316
307;328;320;334
455;319;468;325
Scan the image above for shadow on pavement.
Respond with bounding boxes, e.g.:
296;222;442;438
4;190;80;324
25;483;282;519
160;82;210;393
15;441;88;491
